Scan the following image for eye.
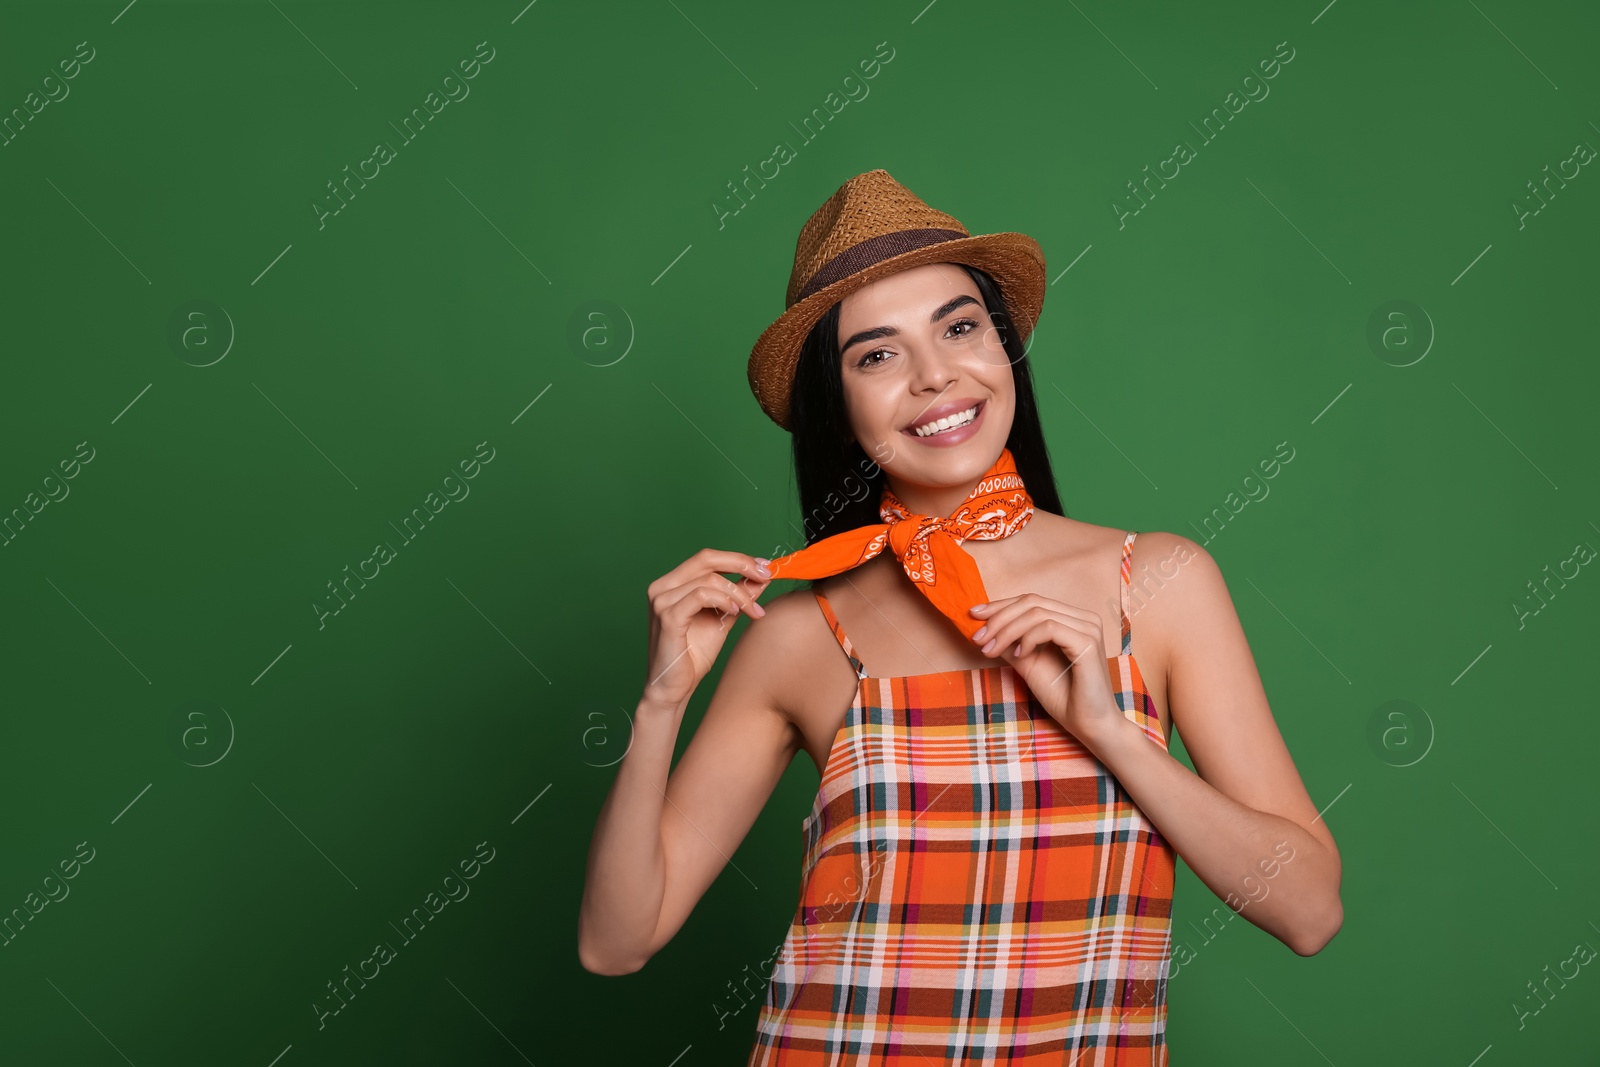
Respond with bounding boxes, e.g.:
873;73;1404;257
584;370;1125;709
854;317;981;368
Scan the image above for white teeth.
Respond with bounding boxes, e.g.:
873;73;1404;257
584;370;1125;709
912;405;979;437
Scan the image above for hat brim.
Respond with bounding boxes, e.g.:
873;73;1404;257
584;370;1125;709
747;232;1047;431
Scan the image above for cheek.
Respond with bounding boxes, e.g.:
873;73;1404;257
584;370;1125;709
967;343;1015;388
969;333;1013;371
843;379;897;427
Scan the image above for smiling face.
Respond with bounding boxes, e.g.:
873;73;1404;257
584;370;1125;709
836;262;1015;516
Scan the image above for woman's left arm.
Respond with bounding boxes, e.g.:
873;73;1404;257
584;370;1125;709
1083;533;1344;957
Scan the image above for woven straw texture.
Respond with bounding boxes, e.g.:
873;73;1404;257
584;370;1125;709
748;169;1047;431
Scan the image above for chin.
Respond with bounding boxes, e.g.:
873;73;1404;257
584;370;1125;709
896;437;1006;483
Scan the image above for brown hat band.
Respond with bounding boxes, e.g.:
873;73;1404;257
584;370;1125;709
749;169;1046;430
795;227;969;304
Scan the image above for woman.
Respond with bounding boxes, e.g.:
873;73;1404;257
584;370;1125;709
579;169;1343;1063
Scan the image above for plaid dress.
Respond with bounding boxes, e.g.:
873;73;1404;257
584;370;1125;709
748;531;1176;1065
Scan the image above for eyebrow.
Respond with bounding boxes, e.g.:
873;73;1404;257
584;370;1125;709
839;293;982;356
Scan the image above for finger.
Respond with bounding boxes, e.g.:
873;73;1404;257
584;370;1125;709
701;572;769;620
972;592;1099;628
733;572;774;602
715;573;772;619
972;599;1078;650
976;607;1034;656
1010;616;1101;661
653;568;769;623
660;580;752;628
981;607;1094;659
648;549;773;600
1021;622;1107;691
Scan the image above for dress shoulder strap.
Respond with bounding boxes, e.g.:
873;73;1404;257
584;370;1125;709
1119;530;1138;657
812;588;868;679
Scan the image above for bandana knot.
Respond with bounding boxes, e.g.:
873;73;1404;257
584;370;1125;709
764;449;1035;642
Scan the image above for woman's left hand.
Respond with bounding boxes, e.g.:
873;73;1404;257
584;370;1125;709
969;594;1126;747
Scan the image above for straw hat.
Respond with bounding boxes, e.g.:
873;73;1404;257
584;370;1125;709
747;168;1047;431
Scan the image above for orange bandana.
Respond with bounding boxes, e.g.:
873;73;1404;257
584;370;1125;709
765;448;1034;641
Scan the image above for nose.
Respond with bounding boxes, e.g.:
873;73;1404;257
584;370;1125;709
907;342;960;397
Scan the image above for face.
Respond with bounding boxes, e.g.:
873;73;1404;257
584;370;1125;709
835;262;1015;508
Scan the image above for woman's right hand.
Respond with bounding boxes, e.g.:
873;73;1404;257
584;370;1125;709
644;549;773;709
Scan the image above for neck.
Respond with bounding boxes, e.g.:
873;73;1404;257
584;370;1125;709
884;472;982;518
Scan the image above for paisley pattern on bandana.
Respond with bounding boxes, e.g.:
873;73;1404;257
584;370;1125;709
763;449;1034;643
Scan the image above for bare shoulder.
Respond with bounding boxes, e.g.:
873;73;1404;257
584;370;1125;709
731;583;853;725
1121;529;1231;653
1126;530;1226;601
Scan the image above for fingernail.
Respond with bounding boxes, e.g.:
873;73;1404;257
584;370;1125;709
982;638;997;653
970;602;989;613
755;560;772;578
753;602;767;617
972;625;987;640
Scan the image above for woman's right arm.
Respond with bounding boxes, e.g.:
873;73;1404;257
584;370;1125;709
577;549;803;975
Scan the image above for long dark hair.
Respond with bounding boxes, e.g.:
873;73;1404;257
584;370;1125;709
786;263;1064;551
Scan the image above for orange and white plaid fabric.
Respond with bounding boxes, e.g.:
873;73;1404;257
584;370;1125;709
749;531;1176;1066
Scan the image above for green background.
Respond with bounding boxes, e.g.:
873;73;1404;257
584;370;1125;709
2;0;1596;1063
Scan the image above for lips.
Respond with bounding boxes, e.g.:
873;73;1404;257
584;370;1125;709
903;397;986;436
